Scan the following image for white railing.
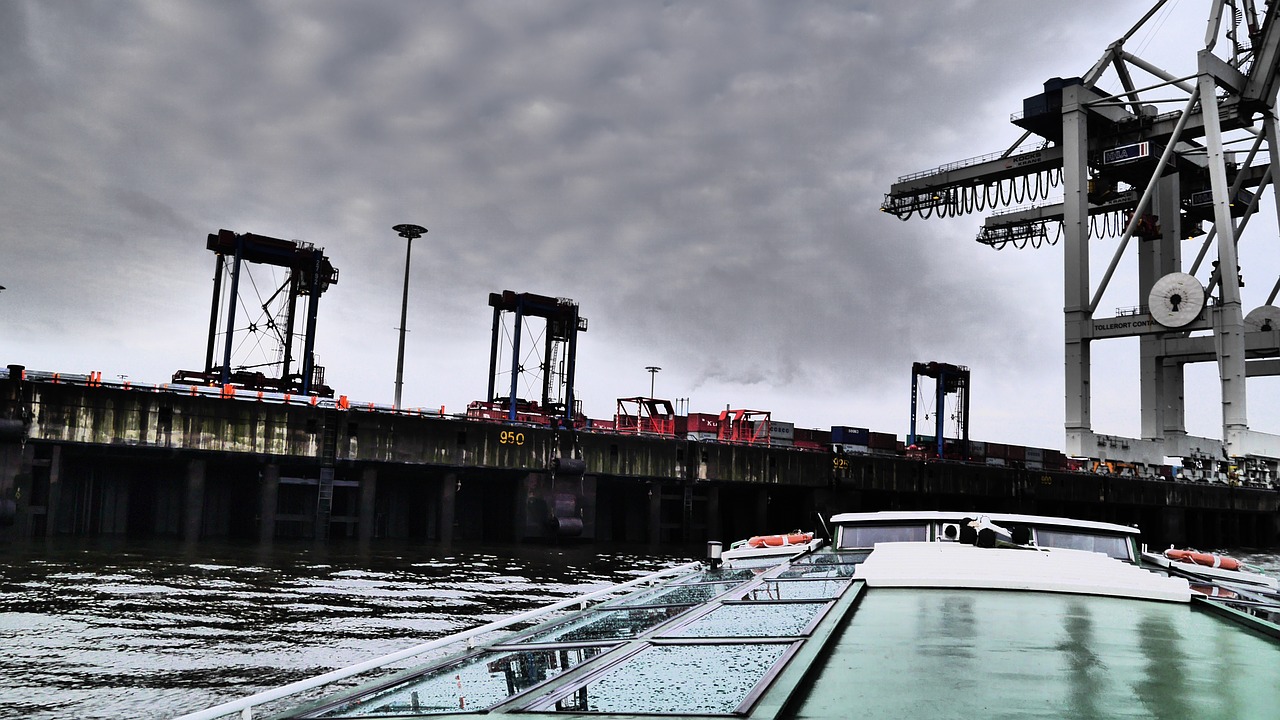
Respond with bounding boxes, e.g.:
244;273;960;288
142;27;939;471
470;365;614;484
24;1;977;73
171;560;701;720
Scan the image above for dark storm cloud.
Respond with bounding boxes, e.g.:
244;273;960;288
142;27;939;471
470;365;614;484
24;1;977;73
1;0;1143;444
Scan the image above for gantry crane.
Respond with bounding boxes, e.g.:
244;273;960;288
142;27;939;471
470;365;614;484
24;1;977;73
883;1;1280;478
909;362;970;460
174;229;339;396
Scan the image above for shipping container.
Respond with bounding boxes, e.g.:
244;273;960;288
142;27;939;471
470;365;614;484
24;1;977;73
840;444;869;455
794;427;833;444
686;431;718;442
831;426;871;445
1026;447;1045;462
1006;444;1027;461
681;413;721;434
868;431;898;450
769;421;795;441
986;458;1007;467
587;418;616;431
793;439;826;450
986;442;1009;459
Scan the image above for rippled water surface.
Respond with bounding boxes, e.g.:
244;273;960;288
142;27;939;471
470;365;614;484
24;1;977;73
1;540;1277;720
0;539;684;720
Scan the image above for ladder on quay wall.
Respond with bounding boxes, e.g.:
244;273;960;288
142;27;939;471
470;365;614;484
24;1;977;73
315;410;339;539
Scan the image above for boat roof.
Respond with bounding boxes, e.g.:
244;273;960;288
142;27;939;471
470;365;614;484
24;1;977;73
829;510;1142;536
178;521;1280;720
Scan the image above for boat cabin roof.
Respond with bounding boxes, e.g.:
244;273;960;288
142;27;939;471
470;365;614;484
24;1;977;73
829;510;1141;537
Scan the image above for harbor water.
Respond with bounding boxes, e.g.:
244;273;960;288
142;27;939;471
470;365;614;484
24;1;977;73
0;538;1277;720
0;538;686;720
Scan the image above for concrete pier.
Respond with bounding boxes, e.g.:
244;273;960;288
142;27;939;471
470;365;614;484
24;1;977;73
0;373;1277;550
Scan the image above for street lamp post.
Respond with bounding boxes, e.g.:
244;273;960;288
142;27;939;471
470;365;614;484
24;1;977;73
392;224;427;409
645;366;661;399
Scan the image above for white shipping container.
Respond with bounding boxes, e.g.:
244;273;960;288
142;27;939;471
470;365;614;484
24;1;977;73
842;444;869;455
769;421;795;440
986;458;1007;467
686;432;719;442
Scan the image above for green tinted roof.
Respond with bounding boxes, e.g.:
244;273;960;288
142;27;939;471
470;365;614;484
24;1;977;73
787;587;1280;719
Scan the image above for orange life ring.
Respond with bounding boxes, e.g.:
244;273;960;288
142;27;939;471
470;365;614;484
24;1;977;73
747;532;813;548
1164;548;1241;571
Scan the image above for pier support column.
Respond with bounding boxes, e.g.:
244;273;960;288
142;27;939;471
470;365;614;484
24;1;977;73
705;485;721;542
259;463;279;544
184;459;206;543
755;487;769;532
647;483;662;545
45;445;62;537
439;473;457;544
1161;506;1186;547
358;467;377;542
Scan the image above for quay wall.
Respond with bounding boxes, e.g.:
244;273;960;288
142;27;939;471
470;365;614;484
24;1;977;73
1;375;1277;550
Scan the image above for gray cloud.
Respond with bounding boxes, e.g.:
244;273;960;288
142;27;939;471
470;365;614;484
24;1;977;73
3;0;1233;448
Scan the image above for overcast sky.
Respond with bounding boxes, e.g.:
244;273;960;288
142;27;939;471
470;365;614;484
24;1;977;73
4;1;1277;451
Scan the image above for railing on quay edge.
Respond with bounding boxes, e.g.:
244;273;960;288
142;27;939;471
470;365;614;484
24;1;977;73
171;560;701;720
0;367;450;418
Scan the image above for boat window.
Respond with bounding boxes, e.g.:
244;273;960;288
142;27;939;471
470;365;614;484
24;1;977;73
1035;529;1132;560
837;524;928;549
662;600;830;638
535;642;794;715
509;606;691;645
315;646;605;717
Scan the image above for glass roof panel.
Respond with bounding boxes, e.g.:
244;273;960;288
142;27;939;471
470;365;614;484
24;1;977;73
317;646;606;717
603;581;742;608
542;642;791;715
673;567;758;584
738;579;850;601
790;550;870;565
775;563;858;579
510;606;690;645
664;600;830;638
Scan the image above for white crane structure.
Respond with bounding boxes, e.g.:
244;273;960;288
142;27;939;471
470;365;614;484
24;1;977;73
883;1;1280;485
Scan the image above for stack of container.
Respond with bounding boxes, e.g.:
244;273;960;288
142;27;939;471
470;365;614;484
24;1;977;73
831;426;870;454
677;413;721;441
769;420;795;448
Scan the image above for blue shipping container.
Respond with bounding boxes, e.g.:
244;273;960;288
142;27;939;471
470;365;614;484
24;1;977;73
831;426;870;445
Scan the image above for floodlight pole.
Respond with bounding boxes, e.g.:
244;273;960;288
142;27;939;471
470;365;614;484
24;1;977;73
392;224;427;409
646;366;661;399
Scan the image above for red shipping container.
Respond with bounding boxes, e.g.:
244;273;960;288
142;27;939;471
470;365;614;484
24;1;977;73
794;427;833;444
868;432;897;450
686;413;721;434
1006;445;1027;461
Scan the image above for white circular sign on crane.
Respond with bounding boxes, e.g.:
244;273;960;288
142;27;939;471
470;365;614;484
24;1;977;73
1148;272;1205;328
1245;305;1280;332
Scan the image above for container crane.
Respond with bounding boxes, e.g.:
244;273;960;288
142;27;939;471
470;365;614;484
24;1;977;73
883;1;1280;477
